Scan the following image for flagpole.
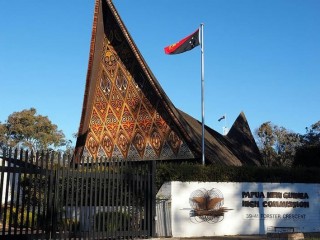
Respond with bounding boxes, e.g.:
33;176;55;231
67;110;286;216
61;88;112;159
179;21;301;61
224;113;227;135
200;23;205;166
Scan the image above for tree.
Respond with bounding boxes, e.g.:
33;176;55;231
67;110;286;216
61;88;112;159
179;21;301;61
272;125;301;166
255;122;276;167
0;122;8;148
255;122;301;167
294;145;320;167
293;121;320;167
302;121;320;145
0;108;67;152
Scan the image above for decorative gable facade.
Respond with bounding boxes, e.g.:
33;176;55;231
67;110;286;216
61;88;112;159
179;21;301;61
75;0;262;166
74;0;195;162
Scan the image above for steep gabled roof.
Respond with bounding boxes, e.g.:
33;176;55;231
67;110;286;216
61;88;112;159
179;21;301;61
74;0;262;166
226;112;262;165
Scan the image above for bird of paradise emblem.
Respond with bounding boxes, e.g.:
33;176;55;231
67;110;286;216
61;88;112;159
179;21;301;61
187;188;231;223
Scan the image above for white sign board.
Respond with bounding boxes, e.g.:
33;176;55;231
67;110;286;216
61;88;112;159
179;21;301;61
171;182;320;237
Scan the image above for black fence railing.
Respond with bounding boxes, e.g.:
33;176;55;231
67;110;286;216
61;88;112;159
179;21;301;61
0;148;156;239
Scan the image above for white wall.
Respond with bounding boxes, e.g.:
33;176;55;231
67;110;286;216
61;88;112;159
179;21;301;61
171;182;320;237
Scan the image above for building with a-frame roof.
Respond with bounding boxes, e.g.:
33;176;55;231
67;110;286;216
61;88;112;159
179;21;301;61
74;0;262;166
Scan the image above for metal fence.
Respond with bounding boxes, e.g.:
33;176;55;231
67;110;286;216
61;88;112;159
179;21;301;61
155;199;171;237
0;148;156;239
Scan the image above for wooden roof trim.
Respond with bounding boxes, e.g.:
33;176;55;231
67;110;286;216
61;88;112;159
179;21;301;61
78;0;100;135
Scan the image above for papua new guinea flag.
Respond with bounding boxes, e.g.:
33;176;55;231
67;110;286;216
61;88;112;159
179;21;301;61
164;29;200;55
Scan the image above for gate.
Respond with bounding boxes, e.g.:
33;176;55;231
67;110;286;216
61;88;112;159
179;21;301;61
0;148;156;239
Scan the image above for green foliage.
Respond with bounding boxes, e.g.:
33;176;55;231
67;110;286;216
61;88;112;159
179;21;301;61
293;144;320;167
255;121;301;167
94;211;132;232
292;121;320;167
0;123;7;148
255;120;320;168
4;206;37;228
0;108;66;151
155;162;320;190
62;218;80;231
303;121;320;145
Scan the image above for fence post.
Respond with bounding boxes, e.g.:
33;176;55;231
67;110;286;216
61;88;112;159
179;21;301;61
149;160;156;238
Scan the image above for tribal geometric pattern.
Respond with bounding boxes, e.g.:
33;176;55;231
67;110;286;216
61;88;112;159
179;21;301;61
79;3;194;161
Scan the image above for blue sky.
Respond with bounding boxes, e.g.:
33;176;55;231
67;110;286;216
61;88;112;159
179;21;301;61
1;0;319;145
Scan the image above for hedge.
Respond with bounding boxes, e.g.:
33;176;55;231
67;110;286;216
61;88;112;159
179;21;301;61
155;162;320;190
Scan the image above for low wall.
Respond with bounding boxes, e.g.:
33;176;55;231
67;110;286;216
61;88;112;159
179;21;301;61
170;182;320;237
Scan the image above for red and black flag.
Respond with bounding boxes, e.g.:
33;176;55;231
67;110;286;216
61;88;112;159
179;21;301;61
164;29;200;55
